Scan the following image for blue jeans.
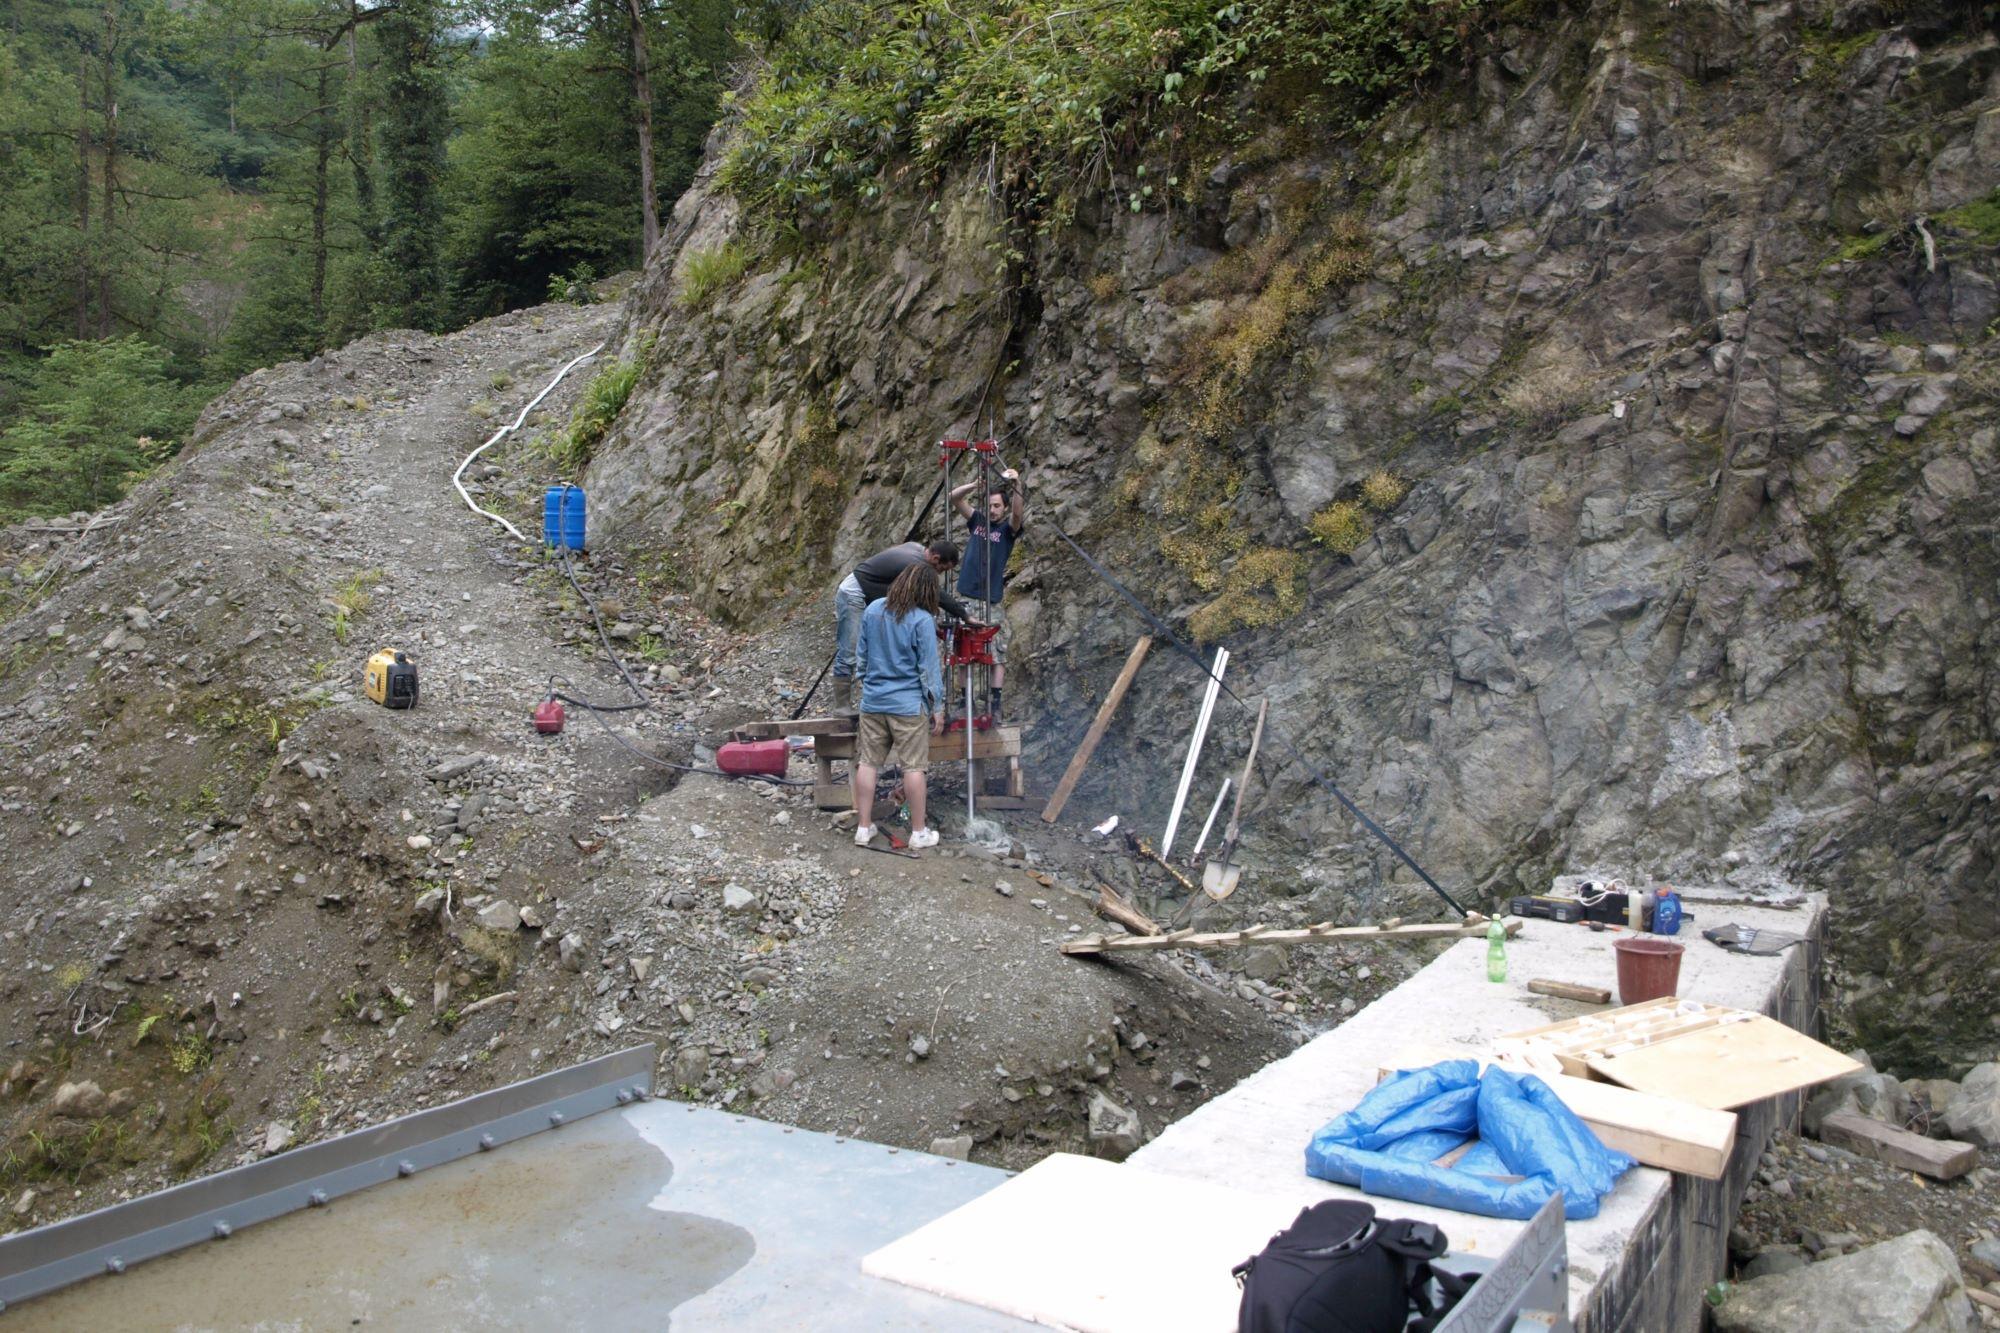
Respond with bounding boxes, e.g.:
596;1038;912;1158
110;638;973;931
833;574;867;681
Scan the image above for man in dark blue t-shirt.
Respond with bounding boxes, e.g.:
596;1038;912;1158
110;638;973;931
950;468;1025;718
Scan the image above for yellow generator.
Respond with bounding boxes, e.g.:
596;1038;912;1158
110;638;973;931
364;649;419;709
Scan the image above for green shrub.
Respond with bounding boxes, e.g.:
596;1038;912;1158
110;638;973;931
720;0;1489;228
1359;469;1407;510
678;244;753;309
1309;500;1371;554
556;341;651;472
1938;189;2000;245
546;264;600;305
1186;546;1305;642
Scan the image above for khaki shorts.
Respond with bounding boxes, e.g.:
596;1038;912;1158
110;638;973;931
857;712;932;771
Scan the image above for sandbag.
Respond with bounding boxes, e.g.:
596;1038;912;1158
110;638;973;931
1305;1059;1635;1220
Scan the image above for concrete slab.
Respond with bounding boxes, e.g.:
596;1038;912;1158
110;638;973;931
5;1102;1032;1331
863;1151;1308;1332
1126;892;1830;1332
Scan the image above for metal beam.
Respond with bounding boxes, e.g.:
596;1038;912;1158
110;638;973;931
0;1044;655;1313
1433;1191;1572;1332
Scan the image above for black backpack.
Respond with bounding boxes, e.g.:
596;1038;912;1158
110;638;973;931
1234;1200;1477;1333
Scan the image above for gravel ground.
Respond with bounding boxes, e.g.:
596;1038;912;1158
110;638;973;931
0;293;1323;1235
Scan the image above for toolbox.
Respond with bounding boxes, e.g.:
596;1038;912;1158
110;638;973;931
1510;894;1586;924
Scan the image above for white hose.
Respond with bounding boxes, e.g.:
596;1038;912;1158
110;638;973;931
453;341;607;542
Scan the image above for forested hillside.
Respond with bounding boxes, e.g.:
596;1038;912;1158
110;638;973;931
0;0;741;518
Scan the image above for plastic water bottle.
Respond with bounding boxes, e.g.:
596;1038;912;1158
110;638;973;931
1486;920;1508;983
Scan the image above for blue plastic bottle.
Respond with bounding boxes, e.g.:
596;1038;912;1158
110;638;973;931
1652;888;1683;936
544;485;586;551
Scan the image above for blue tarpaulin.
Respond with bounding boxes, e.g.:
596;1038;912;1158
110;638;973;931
1305;1060;1636;1220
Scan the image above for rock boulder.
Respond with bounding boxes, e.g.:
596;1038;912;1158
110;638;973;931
1942;1062;2000;1147
1713;1230;1972;1333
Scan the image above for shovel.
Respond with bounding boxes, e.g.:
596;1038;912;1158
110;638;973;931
1201;699;1267;901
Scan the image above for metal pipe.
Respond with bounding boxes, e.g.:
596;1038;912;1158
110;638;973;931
1161;647;1228;858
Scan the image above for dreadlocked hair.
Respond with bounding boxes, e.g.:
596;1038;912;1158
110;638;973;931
885;561;940;622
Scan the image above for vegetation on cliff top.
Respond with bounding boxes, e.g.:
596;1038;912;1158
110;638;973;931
721;0;1490;227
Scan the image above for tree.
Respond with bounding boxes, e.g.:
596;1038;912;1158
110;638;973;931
446;0;728;317
374;0;448;328
0;337;197;515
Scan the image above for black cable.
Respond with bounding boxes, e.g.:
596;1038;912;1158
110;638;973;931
554;674;813;787
548;486;649;712
539;498;813;788
988;445;1466;919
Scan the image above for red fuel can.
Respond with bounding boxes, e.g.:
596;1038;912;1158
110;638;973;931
717;739;789;777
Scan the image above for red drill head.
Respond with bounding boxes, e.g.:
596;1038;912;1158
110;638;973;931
533;699;566;734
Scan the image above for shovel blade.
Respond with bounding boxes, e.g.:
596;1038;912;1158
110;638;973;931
1201;856;1241;900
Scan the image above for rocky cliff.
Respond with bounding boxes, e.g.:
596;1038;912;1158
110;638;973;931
584;0;2000;1070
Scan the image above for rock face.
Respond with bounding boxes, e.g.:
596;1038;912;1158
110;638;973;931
1713;1229;1973;1333
588;2;2000;1065
1942;1063;2000;1147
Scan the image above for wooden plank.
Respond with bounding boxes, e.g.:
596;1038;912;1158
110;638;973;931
975;795;1030;811
1380;1051;1737;1179
811;728;1019;764
736;716;857;739
928;728;1021;763
1041;636;1152;823
1527;979;1613;1005
1094;886;1161;937
1061;915;1515;956
1538;1069;1736;1179
1817;1111;1979;1181
1584;1015;1864;1110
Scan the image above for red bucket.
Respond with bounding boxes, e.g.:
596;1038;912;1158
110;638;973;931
1612;937;1684;1005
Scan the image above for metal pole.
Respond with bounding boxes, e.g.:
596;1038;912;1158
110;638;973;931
965;665;976;826
1162;647;1228;859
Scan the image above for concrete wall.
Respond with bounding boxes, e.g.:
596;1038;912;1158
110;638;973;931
1127;893;1830;1331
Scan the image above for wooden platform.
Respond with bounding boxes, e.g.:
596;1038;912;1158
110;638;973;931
735;716;1027;810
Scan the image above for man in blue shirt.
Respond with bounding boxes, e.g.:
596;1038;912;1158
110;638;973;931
852;562;946;851
950;467;1025;718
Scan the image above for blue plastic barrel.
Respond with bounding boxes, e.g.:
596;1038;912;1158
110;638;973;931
544;485;586;551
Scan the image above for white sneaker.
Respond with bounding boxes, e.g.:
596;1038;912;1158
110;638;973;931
853;825;876;847
908;827;939;850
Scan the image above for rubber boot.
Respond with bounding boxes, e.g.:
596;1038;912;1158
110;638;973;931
831;676;854;713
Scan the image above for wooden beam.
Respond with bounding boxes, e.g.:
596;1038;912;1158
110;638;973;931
735;716;858;739
1041;636;1152;824
1061;915;1513;956
1527;979;1612;1005
1817;1111;1980;1181
813;728;1022;764
1094;886;1161;937
929;729;1021;763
